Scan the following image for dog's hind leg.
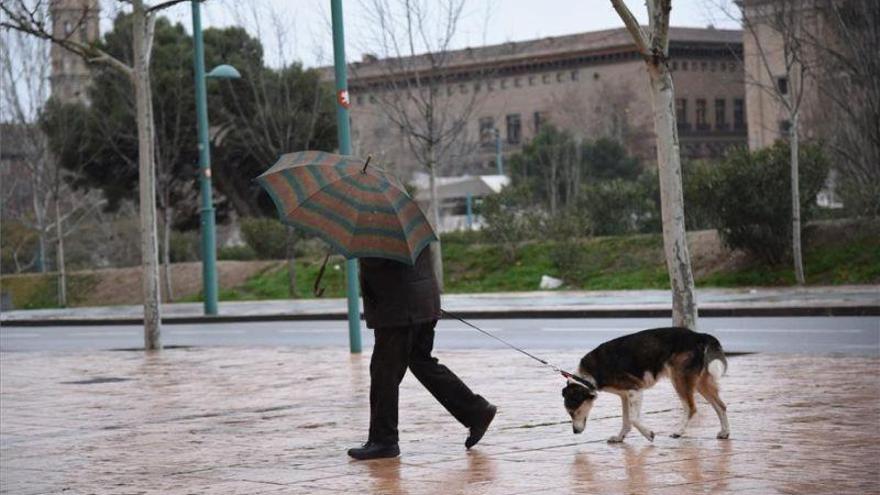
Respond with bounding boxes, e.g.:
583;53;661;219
670;370;697;438
697;373;730;439
626;390;654;442
608;394;632;443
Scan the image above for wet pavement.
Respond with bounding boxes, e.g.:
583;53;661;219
2;347;879;494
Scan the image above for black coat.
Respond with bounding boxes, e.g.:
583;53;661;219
359;248;440;329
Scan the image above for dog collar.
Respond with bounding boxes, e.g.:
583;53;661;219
561;370;596;391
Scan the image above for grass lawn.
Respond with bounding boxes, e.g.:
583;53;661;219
6;222;877;308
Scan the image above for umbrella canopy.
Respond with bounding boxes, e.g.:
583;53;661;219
256;150;437;265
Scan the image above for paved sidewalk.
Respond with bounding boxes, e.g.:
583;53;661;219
2;285;878;326
2;347;878;494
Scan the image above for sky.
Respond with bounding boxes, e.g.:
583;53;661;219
139;0;741;68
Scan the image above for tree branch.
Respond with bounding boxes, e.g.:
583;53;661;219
610;0;650;57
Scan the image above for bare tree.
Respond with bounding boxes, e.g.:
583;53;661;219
353;0;491;287
735;0;813;285
0;16;103;306
2;0;192;349
1;21;52;274
800;0;880;217
610;0;699;329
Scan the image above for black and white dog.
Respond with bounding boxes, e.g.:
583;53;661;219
562;327;730;442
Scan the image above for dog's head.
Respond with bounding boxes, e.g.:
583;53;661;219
562;379;597;434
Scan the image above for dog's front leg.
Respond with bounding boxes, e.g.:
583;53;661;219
608;394;632;443
626;391;655;442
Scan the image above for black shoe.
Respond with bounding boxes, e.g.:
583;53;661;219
347;441;400;460
465;404;497;449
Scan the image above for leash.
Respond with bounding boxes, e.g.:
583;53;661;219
439;309;595;390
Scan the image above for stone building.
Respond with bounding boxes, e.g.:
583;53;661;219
49;0;100;104
342;26;747;180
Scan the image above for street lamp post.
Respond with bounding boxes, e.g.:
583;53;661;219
191;0;239;316
330;0;363;353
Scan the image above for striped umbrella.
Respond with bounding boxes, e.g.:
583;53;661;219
256;150;437;265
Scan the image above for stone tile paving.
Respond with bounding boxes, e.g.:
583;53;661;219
1;347;878;494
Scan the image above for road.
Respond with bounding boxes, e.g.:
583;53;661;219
1;316;877;354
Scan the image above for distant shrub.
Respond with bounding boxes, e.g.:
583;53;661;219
479;184;542;262
218;245;257;261
169;231;200;262
240;217;288;259
581;177;659;236
683;160;721;231
702;141;829;263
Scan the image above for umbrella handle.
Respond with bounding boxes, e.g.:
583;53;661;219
362;155;372;173
313;252;330;297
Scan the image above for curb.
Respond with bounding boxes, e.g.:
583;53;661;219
2;305;877;327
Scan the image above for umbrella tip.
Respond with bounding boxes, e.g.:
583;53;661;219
362;155;372;174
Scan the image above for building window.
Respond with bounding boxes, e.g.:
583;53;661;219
682;61;688;71
734;98;745;130
473;82;481;93
695;98;708;130
777;76;789;95
593;72;600;80
356;95;363;105
542;74;550;84
570;70;579;81
506;114;521;145
671;61;678;71
715;99;727;130
459;83;468;94
64;21;72;35
500;79;507;89
675;98;688;127
514;77;521;87
528;75;535;86
533;111;546;134
369;95;376;104
556;72;565;82
479;117;495;147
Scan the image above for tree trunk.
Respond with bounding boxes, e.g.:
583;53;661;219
162;204;175;302
648;64;698;330
32;189;47;272
427;149;444;291
54;196;67;307
286;226;299;297
790;111;805;285
132;0;162;350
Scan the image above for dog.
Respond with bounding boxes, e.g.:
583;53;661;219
561;327;730;442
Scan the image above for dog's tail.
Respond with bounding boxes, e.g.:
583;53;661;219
703;334;728;380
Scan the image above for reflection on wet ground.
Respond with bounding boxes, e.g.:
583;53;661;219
1;348;878;494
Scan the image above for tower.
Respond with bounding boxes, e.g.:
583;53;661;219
49;0;100;104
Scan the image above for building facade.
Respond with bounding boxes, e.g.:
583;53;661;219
49;0;100;104
342;27;748;180
740;0;825;150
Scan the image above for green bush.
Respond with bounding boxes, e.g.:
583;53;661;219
240;217;288;259
218;245;257;261
581;178;658;236
478;184;542;262
701;141;829;263
169;230;200;262
544;211;591;284
683;160;721;231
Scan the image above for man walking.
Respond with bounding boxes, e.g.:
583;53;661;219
348;248;497;460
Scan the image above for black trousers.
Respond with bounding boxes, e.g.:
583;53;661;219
368;320;490;444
